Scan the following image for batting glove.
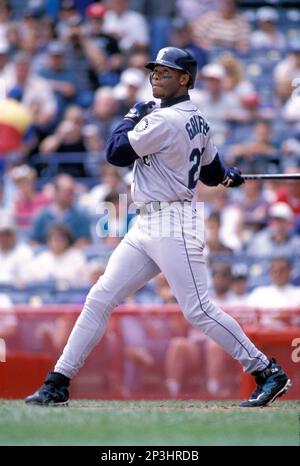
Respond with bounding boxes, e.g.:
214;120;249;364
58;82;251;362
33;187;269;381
124;101;156;124
222;167;244;188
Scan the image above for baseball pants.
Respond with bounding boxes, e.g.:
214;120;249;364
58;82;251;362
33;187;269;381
55;202;269;378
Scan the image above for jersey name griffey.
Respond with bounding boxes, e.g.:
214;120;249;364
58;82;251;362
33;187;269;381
128;99;218;203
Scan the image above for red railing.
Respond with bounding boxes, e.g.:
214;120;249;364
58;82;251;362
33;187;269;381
0;305;299;400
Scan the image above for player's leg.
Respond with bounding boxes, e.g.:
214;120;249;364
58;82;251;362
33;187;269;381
143;204;291;406
25;229;160;405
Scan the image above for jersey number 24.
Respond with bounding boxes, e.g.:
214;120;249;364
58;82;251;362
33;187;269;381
188;148;205;189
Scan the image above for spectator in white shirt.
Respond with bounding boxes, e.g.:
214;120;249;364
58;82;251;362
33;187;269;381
247;258;300;324
102;0;149;52
0;214;33;286
250;7;286;50
25;224;88;288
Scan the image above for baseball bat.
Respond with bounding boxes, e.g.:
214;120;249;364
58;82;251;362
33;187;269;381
243;173;300;180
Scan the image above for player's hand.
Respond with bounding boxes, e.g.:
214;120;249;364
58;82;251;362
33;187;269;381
124;101;156;124
221;167;244;188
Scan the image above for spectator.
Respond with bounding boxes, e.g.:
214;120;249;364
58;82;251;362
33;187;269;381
209;261;234;305
219;52;255;103
169;17;207;70
95;190;136;248
191;0;250;51
231;178;270;248
275;167;300;231
37;41;77;119
61;15;105;107
25;224;88;287
191;63;240;140
246;202;300;257
0;214;33;286
248;257;300;326
85;87;121;152
250;7;286;51
85;3;124;87
113;68;146;114
274;41;300;104
10;164;52;231
228;120;280;173
39;105;90;177
204;211;233;255
229;263;250;306
0;1;12;48
4;52;58;130
130;0;176;56
83;163;127;213
176;0;221;20
102;0;149;52
30;173;92;248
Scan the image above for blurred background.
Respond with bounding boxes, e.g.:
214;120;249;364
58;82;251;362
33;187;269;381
0;0;299;401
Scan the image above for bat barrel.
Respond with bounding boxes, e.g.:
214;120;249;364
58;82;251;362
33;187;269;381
243;174;300;180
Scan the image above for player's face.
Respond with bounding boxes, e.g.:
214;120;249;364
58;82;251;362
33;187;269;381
151;65;189;100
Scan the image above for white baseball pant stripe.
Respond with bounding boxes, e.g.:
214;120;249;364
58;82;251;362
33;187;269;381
55;202;269;378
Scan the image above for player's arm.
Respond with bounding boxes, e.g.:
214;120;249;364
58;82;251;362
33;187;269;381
199;132;244;188
106;101;156;167
200;153;244;188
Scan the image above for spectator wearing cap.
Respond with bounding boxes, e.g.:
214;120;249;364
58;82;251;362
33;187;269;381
250;7;286;50
0;214;33;286
169;17;207;70
37;41;77;119
274;40;300;104
190;63;241;140
191;0;251;51
113;68;146;114
229;264;250;306
246;202;300;258
30;174;91;248
247;257;300;327
102;0;149;52
10;165;52;232
85;3;124;87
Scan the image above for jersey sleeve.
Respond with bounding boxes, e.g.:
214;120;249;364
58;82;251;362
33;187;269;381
127;111;171;158
201;131;218;166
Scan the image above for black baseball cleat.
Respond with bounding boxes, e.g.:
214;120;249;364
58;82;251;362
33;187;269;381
240;358;292;408
25;372;70;407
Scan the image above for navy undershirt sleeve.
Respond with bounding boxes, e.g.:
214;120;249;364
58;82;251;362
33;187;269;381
106;119;140;167
199;153;225;186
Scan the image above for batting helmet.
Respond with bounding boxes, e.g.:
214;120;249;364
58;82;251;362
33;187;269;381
145;47;198;89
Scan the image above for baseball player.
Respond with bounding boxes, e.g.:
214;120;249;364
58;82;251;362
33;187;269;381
25;47;291;407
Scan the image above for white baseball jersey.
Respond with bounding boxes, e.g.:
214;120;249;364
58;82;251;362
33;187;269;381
128;100;217;203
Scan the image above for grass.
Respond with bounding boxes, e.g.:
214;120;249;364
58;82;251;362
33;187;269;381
0;400;299;446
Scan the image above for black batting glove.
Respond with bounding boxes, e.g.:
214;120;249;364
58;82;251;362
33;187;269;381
221;167;244;188
124;101;156;124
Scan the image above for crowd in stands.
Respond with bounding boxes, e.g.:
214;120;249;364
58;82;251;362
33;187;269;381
0;0;300;312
